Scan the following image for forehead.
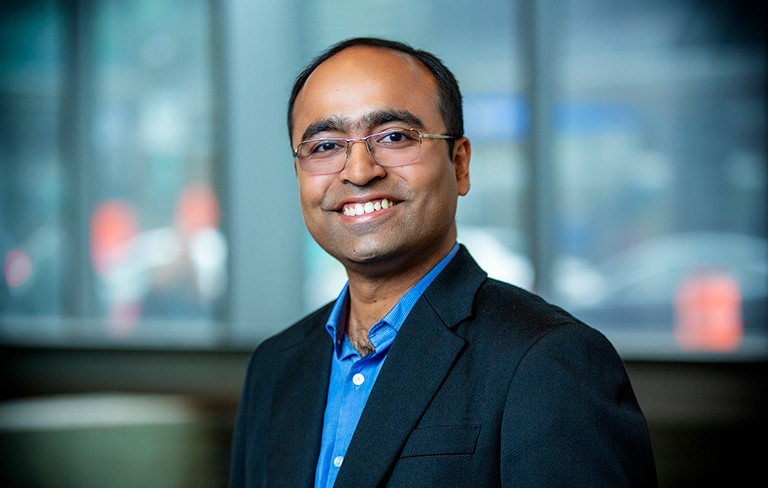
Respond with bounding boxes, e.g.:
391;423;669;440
292;47;442;137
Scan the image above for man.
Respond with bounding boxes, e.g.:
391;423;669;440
229;37;657;487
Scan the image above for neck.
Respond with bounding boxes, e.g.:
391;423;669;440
343;241;455;346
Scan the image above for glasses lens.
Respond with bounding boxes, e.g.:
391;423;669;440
297;139;346;174
370;128;421;166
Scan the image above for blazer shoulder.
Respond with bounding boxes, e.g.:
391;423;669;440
466;278;618;354
248;301;334;360
475;278;582;326
241;300;334;393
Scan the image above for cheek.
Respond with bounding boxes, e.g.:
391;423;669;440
298;175;329;206
297;176;337;237
299;193;324;226
425;164;459;198
432;169;461;216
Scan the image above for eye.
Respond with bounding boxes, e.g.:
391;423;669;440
306;139;345;156
376;129;418;145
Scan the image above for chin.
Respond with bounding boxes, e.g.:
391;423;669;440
331;242;402;269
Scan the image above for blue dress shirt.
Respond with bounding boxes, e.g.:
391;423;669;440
313;243;459;488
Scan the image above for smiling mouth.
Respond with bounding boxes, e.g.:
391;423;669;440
341;198;396;216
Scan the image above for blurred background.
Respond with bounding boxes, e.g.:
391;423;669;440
0;0;765;486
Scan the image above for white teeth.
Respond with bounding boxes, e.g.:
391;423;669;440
342;199;393;216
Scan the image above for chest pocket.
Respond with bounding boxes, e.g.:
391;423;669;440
400;425;481;458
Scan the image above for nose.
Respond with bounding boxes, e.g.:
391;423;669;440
340;139;386;185
343;138;375;162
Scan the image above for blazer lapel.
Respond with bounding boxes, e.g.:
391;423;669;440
266;315;333;487
334;246;487;488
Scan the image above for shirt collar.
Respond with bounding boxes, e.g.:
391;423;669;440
325;243;459;356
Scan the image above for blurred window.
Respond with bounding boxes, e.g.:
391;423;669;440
1;0;225;346
549;0;767;358
1;0;765;360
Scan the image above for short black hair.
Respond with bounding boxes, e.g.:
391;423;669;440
287;37;464;146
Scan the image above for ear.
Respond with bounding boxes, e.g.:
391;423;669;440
452;136;471;196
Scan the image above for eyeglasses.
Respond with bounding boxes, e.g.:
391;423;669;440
292;127;456;175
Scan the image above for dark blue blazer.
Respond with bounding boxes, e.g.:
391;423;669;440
229;246;658;487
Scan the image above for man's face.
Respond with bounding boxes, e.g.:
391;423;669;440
290;46;470;275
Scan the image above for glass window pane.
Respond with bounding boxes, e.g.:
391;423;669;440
86;0;225;343
551;0;767;358
0;1;66;339
0;0;226;346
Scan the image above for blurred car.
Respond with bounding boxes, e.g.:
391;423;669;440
553;232;768;356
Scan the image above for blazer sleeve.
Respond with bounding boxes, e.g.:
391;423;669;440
500;322;658;487
228;343;275;488
228;350;256;488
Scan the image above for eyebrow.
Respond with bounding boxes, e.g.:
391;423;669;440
300;109;426;142
300;115;349;142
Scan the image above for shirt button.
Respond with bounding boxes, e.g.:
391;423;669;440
352;373;365;386
333;456;344;468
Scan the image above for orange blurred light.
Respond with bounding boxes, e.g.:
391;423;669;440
175;183;219;237
90;200;139;275
674;271;743;352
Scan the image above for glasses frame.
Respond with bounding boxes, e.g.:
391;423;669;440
292;127;456;175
